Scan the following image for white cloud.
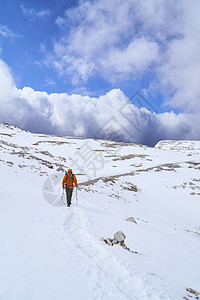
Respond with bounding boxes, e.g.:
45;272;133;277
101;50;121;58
0;59;15;100
100;38;159;80
0;25;21;38
157;0;200;112
20;5;51;19
51;0;161;83
48;0;200;113
44;78;56;88
55;17;65;26
0;58;199;146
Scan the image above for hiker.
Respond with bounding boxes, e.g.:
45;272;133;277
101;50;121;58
62;169;78;207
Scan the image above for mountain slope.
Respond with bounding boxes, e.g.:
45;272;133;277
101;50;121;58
0;122;199;300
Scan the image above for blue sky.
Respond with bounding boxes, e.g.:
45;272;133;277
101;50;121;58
0;0;171;112
0;1;78;91
0;0;200;145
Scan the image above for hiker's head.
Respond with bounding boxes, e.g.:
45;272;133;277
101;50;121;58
68;169;72;174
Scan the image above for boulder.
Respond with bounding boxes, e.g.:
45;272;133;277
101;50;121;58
101;232;138;254
125;217;137;224
114;231;126;242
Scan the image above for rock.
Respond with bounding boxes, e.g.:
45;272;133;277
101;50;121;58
186;288;199;295
47;164;53;169
57;166;64;172
112;239;118;245
125;217;137;224
106;239;113;246
114;231;126;242
102;238;113;246
108;238;114;245
101;231;138;254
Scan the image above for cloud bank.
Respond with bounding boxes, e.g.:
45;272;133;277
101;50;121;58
0;59;199;146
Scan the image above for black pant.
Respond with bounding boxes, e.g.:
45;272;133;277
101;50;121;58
65;187;73;205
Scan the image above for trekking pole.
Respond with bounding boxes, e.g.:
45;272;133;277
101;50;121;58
76;187;78;206
61;189;64;204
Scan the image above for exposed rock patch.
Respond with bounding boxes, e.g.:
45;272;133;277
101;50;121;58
184;287;200;300
101;231;138;254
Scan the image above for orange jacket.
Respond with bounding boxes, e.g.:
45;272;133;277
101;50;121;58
62;169;77;189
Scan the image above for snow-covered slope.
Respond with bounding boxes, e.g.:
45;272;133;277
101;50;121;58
0;122;199;300
155;140;200;155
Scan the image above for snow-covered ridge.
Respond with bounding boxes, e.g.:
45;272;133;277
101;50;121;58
0;122;200;300
155;140;200;155
1;121;199;179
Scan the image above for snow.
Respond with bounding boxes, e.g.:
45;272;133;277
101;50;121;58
0;122;200;300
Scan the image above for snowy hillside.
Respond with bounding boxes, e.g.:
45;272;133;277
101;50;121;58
0;122;200;300
155;140;200;155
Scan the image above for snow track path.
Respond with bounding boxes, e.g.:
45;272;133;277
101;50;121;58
61;207;178;300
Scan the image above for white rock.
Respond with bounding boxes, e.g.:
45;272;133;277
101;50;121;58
114;231;126;242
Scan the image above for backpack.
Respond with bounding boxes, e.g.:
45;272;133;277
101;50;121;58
65;172;74;181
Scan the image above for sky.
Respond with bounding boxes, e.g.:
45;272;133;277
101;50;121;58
0;0;200;146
